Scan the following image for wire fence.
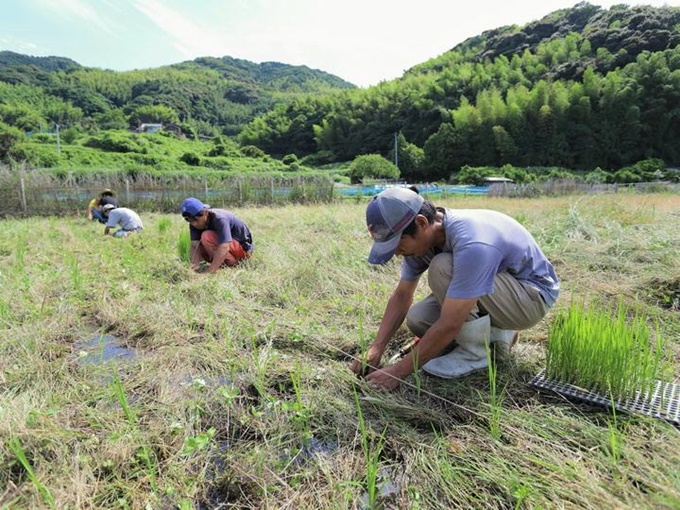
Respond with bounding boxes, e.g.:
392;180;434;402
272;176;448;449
1;170;676;217
0;173;335;217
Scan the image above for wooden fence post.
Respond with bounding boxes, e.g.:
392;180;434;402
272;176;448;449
19;177;27;215
204;177;209;202
125;179;130;203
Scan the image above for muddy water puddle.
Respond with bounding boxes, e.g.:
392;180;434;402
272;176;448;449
74;334;136;366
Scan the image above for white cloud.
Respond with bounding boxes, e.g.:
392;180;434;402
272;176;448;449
32;0;116;34
131;0;228;58
0;35;41;53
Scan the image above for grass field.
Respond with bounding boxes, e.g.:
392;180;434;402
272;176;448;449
1;192;679;509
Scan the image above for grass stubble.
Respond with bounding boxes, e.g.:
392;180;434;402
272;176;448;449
0;193;678;508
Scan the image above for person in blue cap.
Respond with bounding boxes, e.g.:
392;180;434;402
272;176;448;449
350;187;559;390
180;197;253;273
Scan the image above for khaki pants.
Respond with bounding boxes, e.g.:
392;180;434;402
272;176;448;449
406;253;550;337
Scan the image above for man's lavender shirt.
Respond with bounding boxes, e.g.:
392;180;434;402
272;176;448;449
401;209;559;306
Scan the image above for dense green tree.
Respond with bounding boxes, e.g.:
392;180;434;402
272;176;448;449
348;154;400;183
0;121;24;161
0;105;45;132
128;105;179;127
94;109;129;131
389;133;425;181
423;122;459;181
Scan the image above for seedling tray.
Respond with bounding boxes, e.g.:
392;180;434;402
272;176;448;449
529;370;680;427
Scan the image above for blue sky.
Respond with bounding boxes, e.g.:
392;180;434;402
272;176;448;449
1;0;679;87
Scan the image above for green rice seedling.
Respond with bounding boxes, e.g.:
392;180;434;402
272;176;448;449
66;253;84;299
606;388;622;463
356;310;369;375
8;436;55;509
14;234;27;272
177;229;191;263
252;341;276;398
289;361;311;440
411;348;422;398
111;373;136;425
353;388;386;509
157;217;171;233
485;343;503;441
546;299;666;401
110;375;159;491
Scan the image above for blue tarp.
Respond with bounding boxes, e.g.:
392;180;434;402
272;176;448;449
336;184;488;197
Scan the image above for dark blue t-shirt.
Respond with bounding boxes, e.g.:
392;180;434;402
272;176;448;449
190;208;253;252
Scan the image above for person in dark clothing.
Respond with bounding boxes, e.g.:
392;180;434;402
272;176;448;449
180;197;253;274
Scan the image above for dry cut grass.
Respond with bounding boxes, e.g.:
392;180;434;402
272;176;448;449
0;191;679;509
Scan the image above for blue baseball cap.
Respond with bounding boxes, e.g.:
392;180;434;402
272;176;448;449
366;188;424;264
181;197;210;217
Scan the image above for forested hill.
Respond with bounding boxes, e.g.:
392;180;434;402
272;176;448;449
0;51;82;72
0;50;355;137
409;1;680;80
2;2;680;180
239;2;680;176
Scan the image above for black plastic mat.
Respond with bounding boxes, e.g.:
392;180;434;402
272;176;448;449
529;370;680;427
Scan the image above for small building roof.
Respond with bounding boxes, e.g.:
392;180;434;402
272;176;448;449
483;176;514;183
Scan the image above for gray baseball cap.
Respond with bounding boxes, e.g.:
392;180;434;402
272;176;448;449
366;188;424;264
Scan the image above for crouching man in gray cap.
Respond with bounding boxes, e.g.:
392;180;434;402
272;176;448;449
350;187;559;390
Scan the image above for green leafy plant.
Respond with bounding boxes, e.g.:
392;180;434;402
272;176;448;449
182;428;216;455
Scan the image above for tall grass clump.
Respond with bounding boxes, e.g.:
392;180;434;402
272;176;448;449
546;299;666;400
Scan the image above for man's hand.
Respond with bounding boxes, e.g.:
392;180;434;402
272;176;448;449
365;366;402;390
349;348;383;377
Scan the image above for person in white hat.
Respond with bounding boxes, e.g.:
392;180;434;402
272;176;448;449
102;204;144;237
350;187;559;390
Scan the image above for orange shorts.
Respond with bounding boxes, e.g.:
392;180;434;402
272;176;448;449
200;230;250;264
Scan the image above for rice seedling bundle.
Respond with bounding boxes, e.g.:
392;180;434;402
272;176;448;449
177;229;191;263
546;300;665;401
